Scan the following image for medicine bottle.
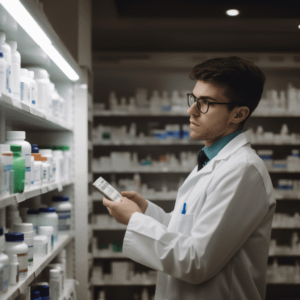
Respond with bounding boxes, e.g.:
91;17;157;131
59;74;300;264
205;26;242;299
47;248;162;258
0;50;5;95
33;155;43;186
38;226;54;253
0;227;9;294
52;148;64;183
25;209;39;234
7;41;21;100
55;249;66;279
10;145;25;193
0;31;11;95
9;254;19;285
12;223;34;269
52;196;72;233
6;131;32;191
27;71;37;106
40;157;50;183
49;263;64;292
38;207;58;242
33;235;48;257
31;290;42;300
20;68;30;104
49;269;60;299
4;232;28;281
39;150;53;182
35;284;50;300
0;144;14;196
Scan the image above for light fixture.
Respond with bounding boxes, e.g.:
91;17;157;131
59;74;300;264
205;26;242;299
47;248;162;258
0;0;80;81
226;9;239;16
298;25;300;29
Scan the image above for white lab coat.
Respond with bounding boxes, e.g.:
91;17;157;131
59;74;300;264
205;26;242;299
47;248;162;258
123;130;276;300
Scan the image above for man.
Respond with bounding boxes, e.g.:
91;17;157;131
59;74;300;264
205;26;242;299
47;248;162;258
103;56;276;300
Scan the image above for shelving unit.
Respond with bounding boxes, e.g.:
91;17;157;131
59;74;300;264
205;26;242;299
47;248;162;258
0;1;89;299
92;52;300;300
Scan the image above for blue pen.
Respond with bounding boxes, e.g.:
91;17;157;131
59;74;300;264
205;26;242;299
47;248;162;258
181;203;186;214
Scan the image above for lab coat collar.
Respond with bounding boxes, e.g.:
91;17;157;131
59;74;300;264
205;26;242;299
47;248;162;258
193;130;251;176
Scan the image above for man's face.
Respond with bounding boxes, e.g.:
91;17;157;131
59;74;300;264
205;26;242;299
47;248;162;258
187;80;236;147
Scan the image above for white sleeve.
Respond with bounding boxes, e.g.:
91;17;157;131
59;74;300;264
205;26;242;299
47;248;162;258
144;199;173;227
122;162;270;284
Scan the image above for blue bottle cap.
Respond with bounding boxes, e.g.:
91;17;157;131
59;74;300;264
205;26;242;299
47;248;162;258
31;144;39;153
52;195;69;202
39;207;56;213
0;226;3;236
36;285;50;297
31;290;41;300
27;209;39;215
0;52;3;58
5;232;24;242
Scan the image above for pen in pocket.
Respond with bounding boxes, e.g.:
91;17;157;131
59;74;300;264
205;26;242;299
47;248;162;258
181;203;186;214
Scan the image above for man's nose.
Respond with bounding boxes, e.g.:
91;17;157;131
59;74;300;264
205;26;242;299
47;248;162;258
187;102;198;115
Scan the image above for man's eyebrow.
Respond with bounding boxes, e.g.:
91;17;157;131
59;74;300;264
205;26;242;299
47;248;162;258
192;93;219;102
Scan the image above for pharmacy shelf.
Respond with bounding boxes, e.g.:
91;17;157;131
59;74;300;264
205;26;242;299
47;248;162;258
92;168;300;174
0;179;74;209
92;278;156;286
93;140;300;146
93;110;300;117
0;94;72;131
2;233;74;300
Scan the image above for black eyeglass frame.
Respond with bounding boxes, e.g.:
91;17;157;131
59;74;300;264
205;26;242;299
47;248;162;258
187;93;244;114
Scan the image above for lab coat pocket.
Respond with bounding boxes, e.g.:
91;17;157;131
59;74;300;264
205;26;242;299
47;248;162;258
174;213;195;236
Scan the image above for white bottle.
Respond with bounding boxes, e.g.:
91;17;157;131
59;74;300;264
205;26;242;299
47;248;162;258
98;290;106;300
39;149;53;182
27;71;37;106
27;68;50;113
38;207;58;242
50;83;59;117
149;90;161;113
0;50;6;95
0;144;14;196
5;131;32;190
0;227;9;294
30;156;35;185
0;31;11;95
62;146;71;181
20;68;30;104
55;249;66;278
33;235;48;257
161;91;171;112
4;232;28;281
49;269;60;299
52;149;64;183
287;149;300;172
52;196;72;233
9;254;19;285
12;223;34;269
33;155;43;186
38;226;54;253
25;209;39;234
41;157;50;183
7;41;20;100
49;263;64;292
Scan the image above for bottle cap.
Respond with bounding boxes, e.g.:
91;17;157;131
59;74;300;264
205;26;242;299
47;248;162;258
31;144;39;153
20;68;28;77
7;41;17;50
33;235;48;245
5;232;24;242
49;268;60;278
10;144;22;153
31;290;41;300
13;223;34;233
39;207;56;213
52;196;69;202
28;71;34;78
27;209;39;215
0;52;3;58
7;131;26;140
27;67;49;79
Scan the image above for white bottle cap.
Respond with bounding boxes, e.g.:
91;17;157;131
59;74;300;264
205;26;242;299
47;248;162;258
6;131;26;140
38;226;54;236
33;235;48;245
20;68;28;77
0;31;6;41
13;223;34;233
28;68;49;79
28;71;34;79
7;41;17;50
50;268;60;278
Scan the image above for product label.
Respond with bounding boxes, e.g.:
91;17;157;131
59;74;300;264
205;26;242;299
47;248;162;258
57;210;71;231
20;81;24;101
2;263;9;293
28;245;33;266
17;252;28;280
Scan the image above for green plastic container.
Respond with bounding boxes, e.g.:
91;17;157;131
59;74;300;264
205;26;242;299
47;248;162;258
11;144;25;193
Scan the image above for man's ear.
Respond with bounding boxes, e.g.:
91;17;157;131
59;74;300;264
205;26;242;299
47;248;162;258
232;107;249;124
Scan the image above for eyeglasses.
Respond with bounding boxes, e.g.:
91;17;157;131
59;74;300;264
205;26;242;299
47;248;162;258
187;93;242;114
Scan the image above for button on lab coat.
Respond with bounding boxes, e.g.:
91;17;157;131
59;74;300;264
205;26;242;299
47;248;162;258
123;130;276;300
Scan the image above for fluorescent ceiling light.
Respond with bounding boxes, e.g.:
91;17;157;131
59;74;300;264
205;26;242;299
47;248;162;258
226;9;239;16
0;0;80;81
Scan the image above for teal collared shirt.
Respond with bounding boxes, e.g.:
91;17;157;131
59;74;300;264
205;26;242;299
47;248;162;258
201;130;243;166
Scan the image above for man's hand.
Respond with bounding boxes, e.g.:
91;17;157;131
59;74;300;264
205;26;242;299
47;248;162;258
121;191;148;214
103;197;143;225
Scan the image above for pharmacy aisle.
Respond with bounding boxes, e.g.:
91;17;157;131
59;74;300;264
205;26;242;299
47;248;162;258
92;52;300;300
0;1;89;300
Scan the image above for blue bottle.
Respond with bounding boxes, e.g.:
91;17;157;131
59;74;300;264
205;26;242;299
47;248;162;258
31;290;41;300
35;285;50;300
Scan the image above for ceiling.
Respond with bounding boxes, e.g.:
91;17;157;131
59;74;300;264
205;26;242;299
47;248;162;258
92;0;300;53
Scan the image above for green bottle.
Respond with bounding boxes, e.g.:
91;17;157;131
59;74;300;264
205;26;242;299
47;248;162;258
11;144;25;193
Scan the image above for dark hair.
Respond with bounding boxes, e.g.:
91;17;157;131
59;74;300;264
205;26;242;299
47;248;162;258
189;56;266;128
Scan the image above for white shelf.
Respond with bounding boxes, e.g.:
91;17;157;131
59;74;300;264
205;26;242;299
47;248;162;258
0;179;74;209
93;110;300;117
0;94;72;131
1;233;74;300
